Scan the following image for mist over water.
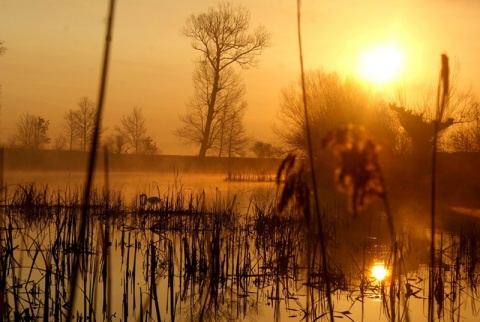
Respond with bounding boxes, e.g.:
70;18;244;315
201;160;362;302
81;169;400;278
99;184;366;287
2;0;480;320
4;170;278;210
2;164;480;321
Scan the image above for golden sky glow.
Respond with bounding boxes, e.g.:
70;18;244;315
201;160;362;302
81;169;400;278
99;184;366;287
1;0;480;154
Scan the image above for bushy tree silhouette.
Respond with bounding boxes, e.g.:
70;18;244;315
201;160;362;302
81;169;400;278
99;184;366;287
275;70;398;156
12;113;50;149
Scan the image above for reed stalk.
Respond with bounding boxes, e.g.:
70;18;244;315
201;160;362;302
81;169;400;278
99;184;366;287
428;54;450;322
296;1;334;320
67;0;116;320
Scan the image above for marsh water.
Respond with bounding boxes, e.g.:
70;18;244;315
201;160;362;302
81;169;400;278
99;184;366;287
1;170;480;321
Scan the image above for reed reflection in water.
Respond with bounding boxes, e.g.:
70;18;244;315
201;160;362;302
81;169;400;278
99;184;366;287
1;181;480;321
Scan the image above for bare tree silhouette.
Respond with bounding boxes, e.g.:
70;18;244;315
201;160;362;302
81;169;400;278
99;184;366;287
178;1;271;157
63;96;98;151
11;113;50;149
116;107;158;154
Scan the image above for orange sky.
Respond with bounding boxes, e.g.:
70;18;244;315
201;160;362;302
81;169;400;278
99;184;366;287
1;0;479;155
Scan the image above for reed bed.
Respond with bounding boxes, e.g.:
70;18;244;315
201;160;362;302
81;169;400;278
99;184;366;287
0;181;480;321
0;1;465;320
224;171;277;183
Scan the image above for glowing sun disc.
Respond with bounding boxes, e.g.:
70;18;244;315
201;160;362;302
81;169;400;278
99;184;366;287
372;263;387;281
357;45;404;84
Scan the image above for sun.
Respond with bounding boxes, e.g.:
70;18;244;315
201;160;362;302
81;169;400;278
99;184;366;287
371;263;387;281
357;44;404;84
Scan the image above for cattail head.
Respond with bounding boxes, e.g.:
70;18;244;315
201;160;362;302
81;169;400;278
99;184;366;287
276;154;311;221
322;124;385;216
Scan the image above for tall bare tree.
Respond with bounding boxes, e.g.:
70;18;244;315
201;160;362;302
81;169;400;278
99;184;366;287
75;96;97;152
63;97;97;151
214;102;249;157
177;61;249;156
178;1;271;157
63;110;77;150
116;107;157;154
11;113;50;149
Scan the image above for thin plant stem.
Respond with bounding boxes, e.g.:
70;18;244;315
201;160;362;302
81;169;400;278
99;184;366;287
429;54;449;322
102;146;111;320
67;0;116;320
381;193;397;322
296;1;334;321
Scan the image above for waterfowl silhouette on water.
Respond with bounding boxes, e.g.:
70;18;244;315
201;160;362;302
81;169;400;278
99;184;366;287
139;193;163;210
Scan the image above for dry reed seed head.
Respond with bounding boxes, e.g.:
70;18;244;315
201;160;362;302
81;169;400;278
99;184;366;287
276;154;311;219
322;124;385;216
276;153;297;184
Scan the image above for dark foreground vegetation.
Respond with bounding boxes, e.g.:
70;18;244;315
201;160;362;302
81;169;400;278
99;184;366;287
1;178;480;321
1;2;478;321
